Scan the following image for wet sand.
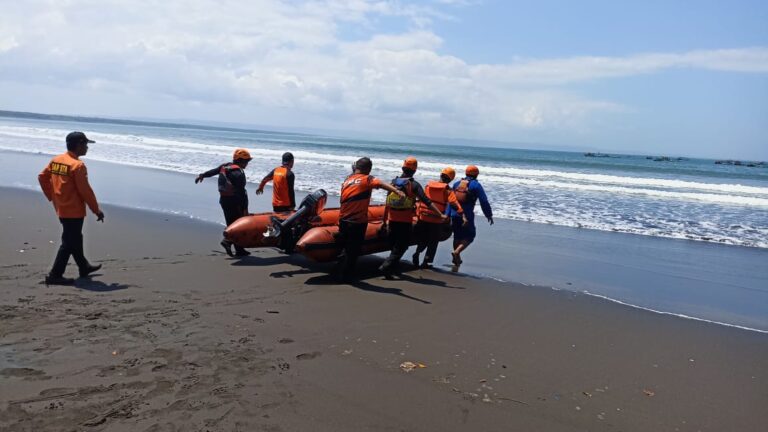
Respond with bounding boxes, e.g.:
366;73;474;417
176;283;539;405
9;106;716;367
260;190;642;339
1;186;767;431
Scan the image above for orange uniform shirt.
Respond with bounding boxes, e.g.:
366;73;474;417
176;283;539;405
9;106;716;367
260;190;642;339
339;174;382;223
38;152;101;218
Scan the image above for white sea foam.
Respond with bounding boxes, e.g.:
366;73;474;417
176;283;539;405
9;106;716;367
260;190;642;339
481;175;768;206
582;291;768;334
479;166;768;195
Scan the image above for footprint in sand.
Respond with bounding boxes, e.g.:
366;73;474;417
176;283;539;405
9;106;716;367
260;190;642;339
295;352;322;361
0;367;49;380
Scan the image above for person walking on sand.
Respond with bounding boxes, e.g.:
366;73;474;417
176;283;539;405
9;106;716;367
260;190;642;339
195;148;253;257
449;165;493;272
378;157;446;279
337;157;404;282
256;152;296;212
38;132;105;285
412;167;467;269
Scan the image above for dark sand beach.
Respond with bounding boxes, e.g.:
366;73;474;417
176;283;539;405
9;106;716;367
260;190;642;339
4;151;767;331
1;186;767;431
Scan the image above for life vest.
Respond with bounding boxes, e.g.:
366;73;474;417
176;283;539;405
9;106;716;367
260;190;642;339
386;177;417;222
417;181;449;224
271;166;292;207
218;163;242;197
454;178;474;204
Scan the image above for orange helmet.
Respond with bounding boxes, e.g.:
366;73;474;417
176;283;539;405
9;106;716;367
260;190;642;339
465;165;479;177
233;148;252;161
441;167;456;181
402;157;418;171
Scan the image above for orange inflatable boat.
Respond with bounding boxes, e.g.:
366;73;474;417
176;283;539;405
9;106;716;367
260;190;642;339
295;220;452;262
224;189;452;262
223;189;386;249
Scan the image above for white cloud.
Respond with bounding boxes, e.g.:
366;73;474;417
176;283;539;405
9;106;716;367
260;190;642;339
0;0;766;140
0;36;19;53
473;48;768;86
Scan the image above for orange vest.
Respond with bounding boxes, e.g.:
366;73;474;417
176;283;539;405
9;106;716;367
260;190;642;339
218;163;242;197
272;166;291;207
387;178;417;223
454;179;471;204
38;152;100;218
417;181;449;224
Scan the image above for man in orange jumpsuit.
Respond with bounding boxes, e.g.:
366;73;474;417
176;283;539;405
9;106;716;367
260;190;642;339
38;132;105;285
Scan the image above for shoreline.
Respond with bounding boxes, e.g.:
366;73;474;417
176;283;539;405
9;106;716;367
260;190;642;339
579;290;768;335
1;149;767;331
2;147;766;250
1;186;766;431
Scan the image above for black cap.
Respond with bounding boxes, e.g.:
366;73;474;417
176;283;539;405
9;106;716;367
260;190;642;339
282;152;294;163
66;131;95;146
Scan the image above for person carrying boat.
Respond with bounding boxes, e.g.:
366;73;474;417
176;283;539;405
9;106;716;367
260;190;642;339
38;132;105;285
256;152;296;212
337;157;404;282
448;165;493;272
195;148;253;257
412;167;467;269
379;157;446;279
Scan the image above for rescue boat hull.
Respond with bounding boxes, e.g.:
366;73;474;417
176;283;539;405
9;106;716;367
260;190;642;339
295;220;452;263
223;205;386;248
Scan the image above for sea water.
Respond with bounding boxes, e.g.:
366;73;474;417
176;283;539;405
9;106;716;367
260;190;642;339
2;113;766;249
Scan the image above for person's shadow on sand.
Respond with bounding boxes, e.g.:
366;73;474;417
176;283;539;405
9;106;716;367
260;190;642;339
350;279;432;304
227;251;462;300
397;272;465;290
280;255;464;289
269;268;316;278
231;254;328;279
304;273;432;304
228;253;309;268
74;277;132;292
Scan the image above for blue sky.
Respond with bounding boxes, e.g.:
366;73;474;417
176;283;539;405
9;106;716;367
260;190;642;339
434;1;768;59
1;0;766;159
